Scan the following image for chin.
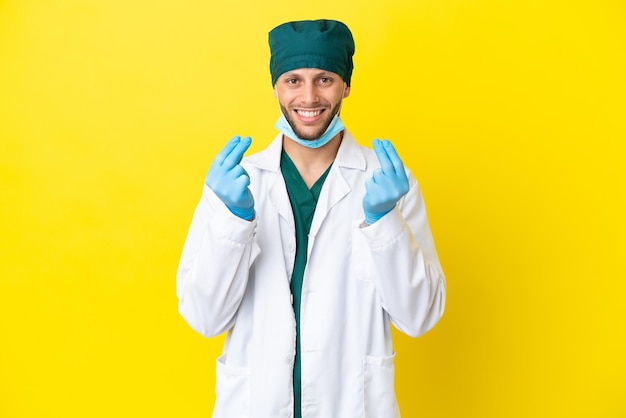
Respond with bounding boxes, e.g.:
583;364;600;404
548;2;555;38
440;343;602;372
296;121;334;141
293;128;324;141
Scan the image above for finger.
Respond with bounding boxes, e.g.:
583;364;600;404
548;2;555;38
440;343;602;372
381;140;408;184
232;172;251;190
225;164;245;179
227;165;251;185
213;136;241;166
373;139;394;175
221;136;252;170
371;168;384;184
381;140;406;176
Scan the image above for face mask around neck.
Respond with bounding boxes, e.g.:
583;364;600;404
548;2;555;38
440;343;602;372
275;113;345;149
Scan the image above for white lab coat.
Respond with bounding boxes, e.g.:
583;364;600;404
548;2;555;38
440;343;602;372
177;131;446;418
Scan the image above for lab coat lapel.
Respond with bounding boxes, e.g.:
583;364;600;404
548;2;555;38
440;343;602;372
308;165;350;239
269;174;294;229
251;133;295;230
309;131;366;238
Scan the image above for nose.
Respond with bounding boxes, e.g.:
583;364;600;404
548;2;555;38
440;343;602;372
302;82;320;104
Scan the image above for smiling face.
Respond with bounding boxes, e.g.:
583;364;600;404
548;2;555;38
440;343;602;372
274;68;350;141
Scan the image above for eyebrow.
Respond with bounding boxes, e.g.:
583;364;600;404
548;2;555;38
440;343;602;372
281;70;335;79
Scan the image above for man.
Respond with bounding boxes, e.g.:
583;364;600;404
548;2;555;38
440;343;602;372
177;19;446;418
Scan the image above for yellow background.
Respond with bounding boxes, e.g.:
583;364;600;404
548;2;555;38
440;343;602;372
1;0;624;416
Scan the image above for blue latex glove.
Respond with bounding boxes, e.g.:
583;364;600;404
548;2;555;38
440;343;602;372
362;139;410;225
205;136;255;220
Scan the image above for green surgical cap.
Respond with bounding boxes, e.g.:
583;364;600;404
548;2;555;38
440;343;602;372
268;19;355;86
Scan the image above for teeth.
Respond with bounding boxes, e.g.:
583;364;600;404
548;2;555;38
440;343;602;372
298;110;322;118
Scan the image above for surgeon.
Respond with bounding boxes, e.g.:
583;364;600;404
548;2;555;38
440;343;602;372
177;19;446;418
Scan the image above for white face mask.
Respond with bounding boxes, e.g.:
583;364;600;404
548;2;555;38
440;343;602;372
274;113;345;149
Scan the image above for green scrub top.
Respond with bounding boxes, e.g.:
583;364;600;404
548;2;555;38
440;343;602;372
280;150;332;418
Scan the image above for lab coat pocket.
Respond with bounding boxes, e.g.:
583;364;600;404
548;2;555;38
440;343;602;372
363;353;400;418
213;354;251;418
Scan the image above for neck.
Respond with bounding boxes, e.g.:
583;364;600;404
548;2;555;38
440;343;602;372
282;131;343;188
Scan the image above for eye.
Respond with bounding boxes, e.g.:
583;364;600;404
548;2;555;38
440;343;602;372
317;76;336;86
286;78;298;85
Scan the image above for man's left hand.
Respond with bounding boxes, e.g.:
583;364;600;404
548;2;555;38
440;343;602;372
362;139;410;225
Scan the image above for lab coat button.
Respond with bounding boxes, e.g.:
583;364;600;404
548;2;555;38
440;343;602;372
285;353;294;364
280;408;292;417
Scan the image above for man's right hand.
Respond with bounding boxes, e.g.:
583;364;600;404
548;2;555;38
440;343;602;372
205;136;255;221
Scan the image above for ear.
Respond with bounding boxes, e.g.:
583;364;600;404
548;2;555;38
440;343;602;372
343;85;350;99
273;86;278;98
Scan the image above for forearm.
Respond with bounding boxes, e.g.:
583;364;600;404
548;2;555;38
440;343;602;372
176;186;260;337
361;181;446;337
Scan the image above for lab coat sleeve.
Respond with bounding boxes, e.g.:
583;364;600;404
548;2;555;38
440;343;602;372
176;184;261;338
359;174;446;338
